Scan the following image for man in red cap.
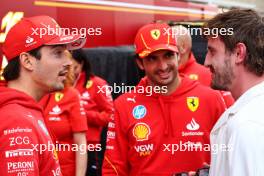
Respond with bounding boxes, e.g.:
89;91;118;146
0;15;86;176
102;23;226;175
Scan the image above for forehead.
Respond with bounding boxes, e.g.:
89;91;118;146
207;37;225;49
41;45;67;52
147;49;174;57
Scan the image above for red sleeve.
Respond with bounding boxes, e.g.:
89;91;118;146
0;111;40;175
102;100;129;176
85;79;114;127
68;88;88;132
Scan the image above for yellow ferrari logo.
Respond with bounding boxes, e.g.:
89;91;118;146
187;97;199;112
86;80;93;89
55;92;64;102
189;74;198;80
150;29;160;40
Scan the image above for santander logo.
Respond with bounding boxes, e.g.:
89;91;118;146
26;36;34;44
186;118;200;131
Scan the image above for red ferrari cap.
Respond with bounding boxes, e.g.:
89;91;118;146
3;15;86;61
134;23;178;58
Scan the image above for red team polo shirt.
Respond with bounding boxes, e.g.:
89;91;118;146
40;87;88;176
0;87;62;176
103;76;227;175
178;53;234;107
75;72;114;144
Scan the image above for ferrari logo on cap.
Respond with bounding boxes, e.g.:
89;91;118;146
150;29;160;40
55;92;64;102
187;97;199;112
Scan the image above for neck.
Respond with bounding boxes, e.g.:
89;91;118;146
165;75;181;95
231;72;264;100
8;77;45;102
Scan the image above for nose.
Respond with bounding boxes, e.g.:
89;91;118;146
157;58;168;70
204;54;211;68
63;55;72;67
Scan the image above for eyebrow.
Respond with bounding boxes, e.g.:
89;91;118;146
50;45;66;50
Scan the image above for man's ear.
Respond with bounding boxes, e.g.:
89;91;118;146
19;52;35;71
234;42;247;64
136;58;144;70
177;44;186;54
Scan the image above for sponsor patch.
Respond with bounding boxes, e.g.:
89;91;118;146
55;92;64;102
189;74;198;80
187;97;199;112
5;149;33;158
7;161;34;173
86;80;93;89
134;144;153;156
132;105;146;119
49;105;62;115
133;122;151;141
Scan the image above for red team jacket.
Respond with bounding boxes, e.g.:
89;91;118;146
103;76;227;175
40;87;88;176
0;57;7;87
0;87;61;176
178;53;234;107
75;72;114;144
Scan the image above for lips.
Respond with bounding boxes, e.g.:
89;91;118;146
58;70;68;77
157;71;171;79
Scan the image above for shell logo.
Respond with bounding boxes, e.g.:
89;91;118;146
133;122;151;141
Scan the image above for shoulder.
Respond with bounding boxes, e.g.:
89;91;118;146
91;76;108;86
0;104;41;135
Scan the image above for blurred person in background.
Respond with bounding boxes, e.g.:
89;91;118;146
40;51;88;176
71;49;114;176
173;25;234;108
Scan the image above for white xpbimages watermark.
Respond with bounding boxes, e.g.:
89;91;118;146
163;141;233;155
165;25;234;39
31;141;102;155
31;25;102;38
97;83;168;96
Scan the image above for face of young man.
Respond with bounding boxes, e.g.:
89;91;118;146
204;37;235;91
32;45;72;92
137;50;179;88
71;58;83;82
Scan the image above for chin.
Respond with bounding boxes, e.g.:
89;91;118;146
51;84;65;92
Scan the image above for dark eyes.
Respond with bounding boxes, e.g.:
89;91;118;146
164;52;175;58
53;50;63;57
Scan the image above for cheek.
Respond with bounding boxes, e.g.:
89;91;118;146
168;60;178;68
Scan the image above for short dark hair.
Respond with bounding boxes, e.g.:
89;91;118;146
71;49;93;87
203;9;264;76
3;46;42;81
